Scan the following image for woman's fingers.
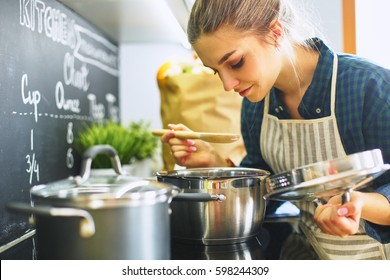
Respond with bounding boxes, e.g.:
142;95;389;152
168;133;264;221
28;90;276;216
168;123;191;132
160;129;175;143
171;144;197;157
314;203;358;237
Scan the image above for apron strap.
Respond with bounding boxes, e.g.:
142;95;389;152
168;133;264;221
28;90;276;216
330;50;338;116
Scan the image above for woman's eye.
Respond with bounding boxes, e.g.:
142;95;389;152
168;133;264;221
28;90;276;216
231;57;244;69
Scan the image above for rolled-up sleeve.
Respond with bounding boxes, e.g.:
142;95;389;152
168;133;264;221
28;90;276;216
364;184;390;244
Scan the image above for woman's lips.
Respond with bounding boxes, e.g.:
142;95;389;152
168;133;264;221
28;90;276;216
238;86;253;97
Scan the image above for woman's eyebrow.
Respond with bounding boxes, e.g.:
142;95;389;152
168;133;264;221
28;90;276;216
218;50;236;65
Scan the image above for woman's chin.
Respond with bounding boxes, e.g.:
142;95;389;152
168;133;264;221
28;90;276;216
246;92;267;103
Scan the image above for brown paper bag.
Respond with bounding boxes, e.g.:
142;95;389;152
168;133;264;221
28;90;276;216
157;72;246;170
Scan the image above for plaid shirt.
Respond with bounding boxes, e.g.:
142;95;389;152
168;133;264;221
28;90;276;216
240;39;390;243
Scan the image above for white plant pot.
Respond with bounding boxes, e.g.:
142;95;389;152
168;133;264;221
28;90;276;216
128;158;154;177
90;159;154;178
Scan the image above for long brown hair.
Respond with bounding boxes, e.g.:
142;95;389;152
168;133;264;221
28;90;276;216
187;0;321;52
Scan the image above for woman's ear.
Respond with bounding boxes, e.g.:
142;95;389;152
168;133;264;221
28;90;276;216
269;19;284;48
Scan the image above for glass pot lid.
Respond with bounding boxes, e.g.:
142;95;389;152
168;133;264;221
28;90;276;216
30;175;180;207
265;149;390;201
155;167;270;179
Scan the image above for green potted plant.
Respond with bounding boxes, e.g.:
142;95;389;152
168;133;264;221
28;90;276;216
75;120;159;174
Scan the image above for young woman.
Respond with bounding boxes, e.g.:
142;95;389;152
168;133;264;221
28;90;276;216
160;0;390;259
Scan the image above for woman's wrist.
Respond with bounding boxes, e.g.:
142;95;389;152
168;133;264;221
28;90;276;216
208;150;229;167
225;158;235;167
353;191;390;225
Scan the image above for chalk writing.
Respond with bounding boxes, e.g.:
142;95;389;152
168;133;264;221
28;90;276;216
55;81;81;113
66;122;74;168
87;93;105;121
19;0;76;47
26;130;40;184
66;148;74;169
19;0;117;76
66;122;74;144
63;52;90;92
73;24;118;76
21;74;41;123
106;93;119;123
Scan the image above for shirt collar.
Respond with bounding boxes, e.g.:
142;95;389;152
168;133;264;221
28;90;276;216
269;39;335;119
299;39;335;118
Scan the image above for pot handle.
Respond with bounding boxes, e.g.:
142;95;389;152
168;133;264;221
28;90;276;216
7;202;96;238
78;144;124;184
173;193;226;202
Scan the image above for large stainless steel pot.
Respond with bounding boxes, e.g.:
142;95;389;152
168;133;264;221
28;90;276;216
155;168;270;245
8;145;179;260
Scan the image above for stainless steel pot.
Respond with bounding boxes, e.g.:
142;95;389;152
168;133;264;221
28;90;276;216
8;145;179;260
155;167;270;245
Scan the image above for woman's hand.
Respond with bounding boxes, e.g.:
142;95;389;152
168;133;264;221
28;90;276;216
314;190;390;237
160;123;227;168
314;192;364;237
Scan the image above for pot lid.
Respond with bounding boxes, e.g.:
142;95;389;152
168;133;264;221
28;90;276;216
265;149;390;201
155;167;270;179
29;145;180;207
31;175;180;206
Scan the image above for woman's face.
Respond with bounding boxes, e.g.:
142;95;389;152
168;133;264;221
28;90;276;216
193;25;282;102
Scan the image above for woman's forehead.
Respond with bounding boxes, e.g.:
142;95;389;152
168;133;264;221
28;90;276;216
193;28;259;65
194;28;243;57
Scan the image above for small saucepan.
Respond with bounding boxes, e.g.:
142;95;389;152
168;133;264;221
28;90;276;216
156;167;270;245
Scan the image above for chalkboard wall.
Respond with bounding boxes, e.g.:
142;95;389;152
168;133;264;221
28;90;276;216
0;0;119;258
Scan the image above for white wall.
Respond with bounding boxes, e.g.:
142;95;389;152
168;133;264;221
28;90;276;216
119;43;192;129
119;0;343;128
355;0;390;68
309;0;343;51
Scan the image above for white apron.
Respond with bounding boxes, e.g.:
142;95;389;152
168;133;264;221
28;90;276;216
260;52;388;260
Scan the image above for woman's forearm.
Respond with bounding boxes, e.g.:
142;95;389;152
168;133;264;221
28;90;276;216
359;192;390;225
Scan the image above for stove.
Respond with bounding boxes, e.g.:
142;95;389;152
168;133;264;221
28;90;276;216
171;235;265;260
171;218;313;260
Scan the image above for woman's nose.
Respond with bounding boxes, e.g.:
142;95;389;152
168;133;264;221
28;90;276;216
219;73;239;92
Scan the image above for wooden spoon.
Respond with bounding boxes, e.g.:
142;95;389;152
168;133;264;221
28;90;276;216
151;129;240;143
